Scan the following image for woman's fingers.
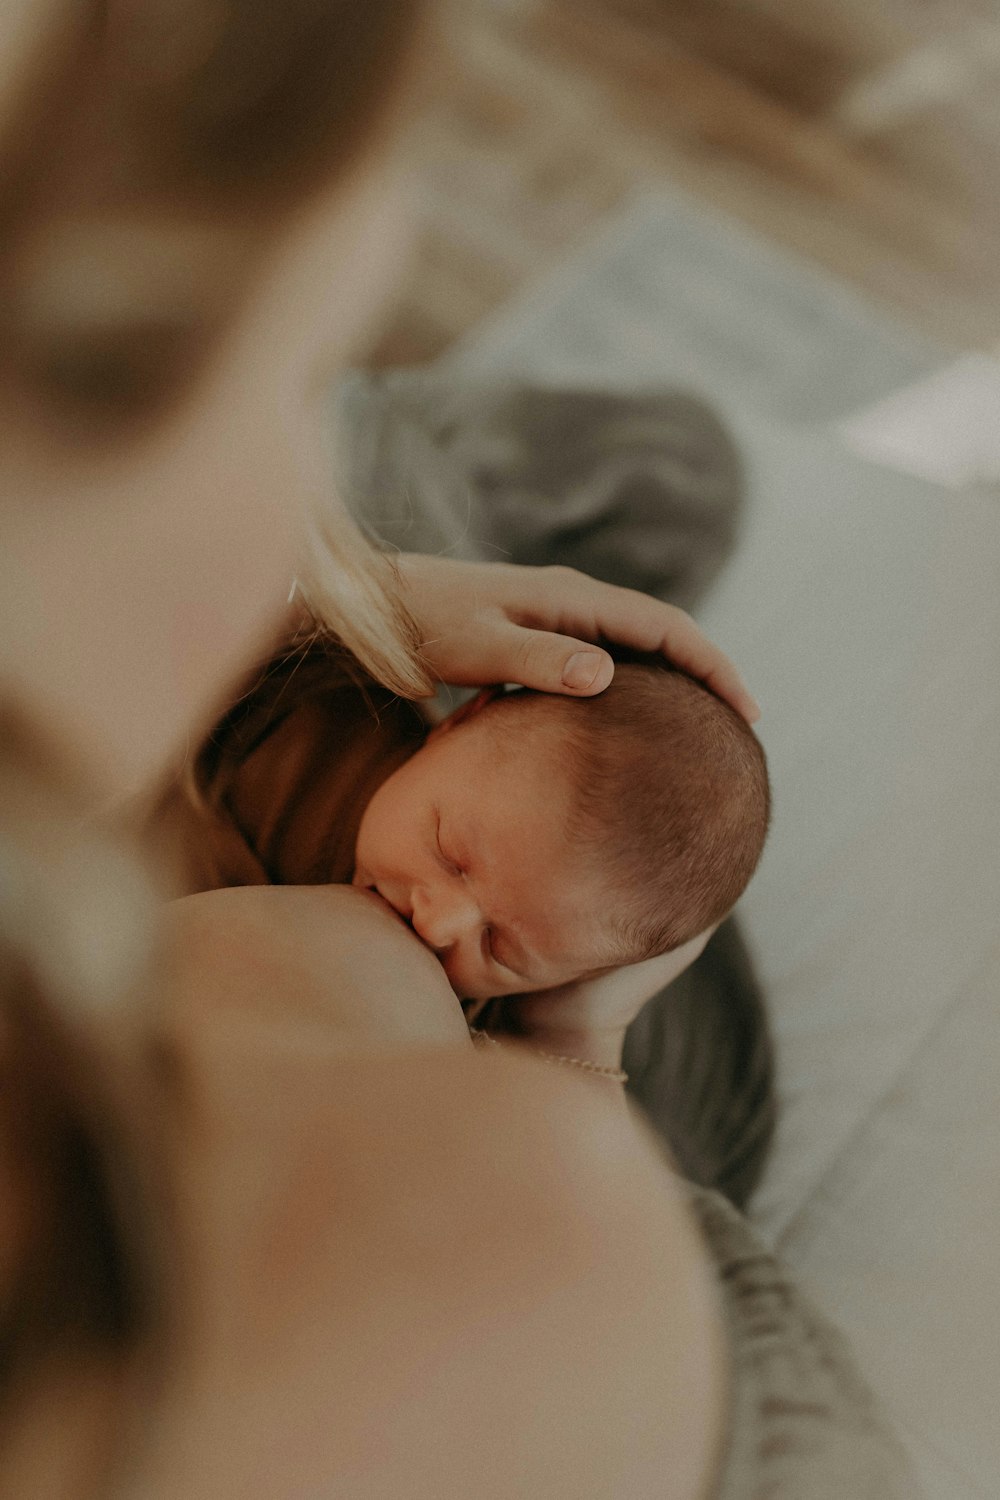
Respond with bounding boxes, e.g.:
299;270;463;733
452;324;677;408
507;574;759;717
535;567;760;722
398;555;759;722
469;621;616;697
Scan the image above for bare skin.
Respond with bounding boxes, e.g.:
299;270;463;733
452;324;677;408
1;888;728;1499
352;687;719;1062
136;885;728;1500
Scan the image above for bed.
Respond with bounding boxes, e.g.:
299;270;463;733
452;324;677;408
426;190;1000;1500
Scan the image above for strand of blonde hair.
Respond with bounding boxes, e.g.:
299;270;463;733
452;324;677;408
294;499;433;701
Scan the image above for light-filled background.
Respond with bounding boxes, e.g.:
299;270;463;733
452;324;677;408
435;181;1000;1500
360;7;1000;1495
377;0;1000;364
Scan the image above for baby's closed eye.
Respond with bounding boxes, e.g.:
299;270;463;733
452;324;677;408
484;926;525;980
434;812;464;877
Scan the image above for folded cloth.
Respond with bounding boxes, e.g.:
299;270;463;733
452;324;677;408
690;1185;917;1498
334;372;743;611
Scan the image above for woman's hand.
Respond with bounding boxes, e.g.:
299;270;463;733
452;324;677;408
480;929;717;1073
396;555;759;723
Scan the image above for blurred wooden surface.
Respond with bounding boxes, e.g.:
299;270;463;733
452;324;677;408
372;0;1000;364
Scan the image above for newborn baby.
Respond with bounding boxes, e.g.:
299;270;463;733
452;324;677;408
156;642;769;1002
353;672;768;1001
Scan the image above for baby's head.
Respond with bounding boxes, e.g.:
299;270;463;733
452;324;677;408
353;662;770;1001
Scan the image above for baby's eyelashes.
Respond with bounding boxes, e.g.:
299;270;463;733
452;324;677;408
483;926;524;980
434;814;464;878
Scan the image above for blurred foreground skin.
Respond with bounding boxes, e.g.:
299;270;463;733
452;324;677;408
0;143;416;803
1;887;728;1499
0;3;730;1495
142;887;728;1500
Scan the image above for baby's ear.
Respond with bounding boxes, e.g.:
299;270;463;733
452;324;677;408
428;686;504;741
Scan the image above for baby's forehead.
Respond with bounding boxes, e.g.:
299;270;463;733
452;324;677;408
456;708;585;826
474;697;576;764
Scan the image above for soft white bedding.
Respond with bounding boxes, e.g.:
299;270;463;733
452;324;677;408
443;191;1000;1498
698;417;1000;1498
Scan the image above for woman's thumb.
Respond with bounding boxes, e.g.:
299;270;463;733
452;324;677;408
505;626;614;697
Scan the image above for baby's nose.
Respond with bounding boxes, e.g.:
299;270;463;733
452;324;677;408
410;884;478;954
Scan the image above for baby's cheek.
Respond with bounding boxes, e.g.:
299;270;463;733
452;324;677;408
444;965;495;1005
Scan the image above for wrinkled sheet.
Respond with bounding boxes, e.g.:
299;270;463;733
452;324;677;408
426;191;1000;1498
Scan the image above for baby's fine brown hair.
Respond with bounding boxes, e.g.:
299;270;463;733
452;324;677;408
486;661;770;966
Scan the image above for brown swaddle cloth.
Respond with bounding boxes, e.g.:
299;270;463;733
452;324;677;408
691;1187;915;1498
150;643;427;895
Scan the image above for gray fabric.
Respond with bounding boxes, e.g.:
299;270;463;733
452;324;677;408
335;370;743;612
624;920;775;1212
690;1186;914;1499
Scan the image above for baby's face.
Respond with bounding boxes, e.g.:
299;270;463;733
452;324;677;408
353;718;612;1001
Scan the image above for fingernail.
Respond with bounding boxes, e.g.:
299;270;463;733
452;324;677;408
562;652;602;690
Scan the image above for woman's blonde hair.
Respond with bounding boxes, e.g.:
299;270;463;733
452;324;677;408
296;509;434;699
0;0;435;700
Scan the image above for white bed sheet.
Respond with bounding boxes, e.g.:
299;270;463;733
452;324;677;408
444;190;1000;1497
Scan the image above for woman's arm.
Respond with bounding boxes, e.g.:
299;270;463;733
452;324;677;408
396;555;760;722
